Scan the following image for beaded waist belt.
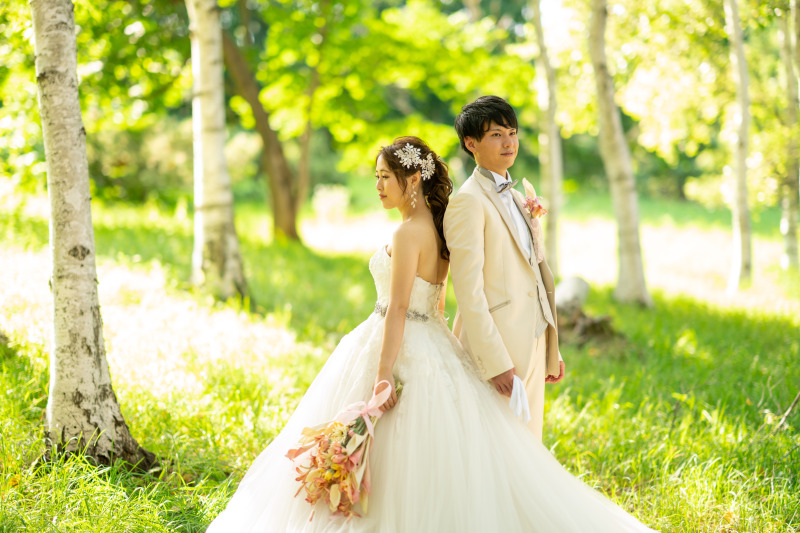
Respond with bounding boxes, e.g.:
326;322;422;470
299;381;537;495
373;302;431;322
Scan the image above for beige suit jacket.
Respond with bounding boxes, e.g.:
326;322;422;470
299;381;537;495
444;166;561;381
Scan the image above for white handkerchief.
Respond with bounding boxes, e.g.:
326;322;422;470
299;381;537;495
508;375;531;424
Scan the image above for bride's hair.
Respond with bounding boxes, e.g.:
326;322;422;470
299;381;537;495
377;136;453;260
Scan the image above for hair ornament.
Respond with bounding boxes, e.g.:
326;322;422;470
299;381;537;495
394;143;435;181
420;153;435;182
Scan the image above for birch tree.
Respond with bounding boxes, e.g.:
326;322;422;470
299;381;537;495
780;6;799;271
531;0;563;277
186;0;248;300
724;0;752;290
30;0;154;467
588;0;652;306
796;0;800;76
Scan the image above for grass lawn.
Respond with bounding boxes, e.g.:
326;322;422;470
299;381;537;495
0;197;798;532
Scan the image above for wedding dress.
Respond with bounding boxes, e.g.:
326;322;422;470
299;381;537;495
207;247;657;532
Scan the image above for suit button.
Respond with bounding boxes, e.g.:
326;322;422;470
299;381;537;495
528;291;536;297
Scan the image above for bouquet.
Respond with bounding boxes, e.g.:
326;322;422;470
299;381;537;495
286;379;403;520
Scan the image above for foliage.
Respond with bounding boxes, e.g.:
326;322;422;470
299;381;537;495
86;117;194;204
3;0;796;213
222;0;535;174
0;0;191;197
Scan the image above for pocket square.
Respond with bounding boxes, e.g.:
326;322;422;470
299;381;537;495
509;375;531;424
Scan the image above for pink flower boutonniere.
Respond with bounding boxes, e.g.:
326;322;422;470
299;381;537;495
522;178;548;219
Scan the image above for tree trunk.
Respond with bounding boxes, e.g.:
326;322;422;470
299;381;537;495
31;0;155;469
724;0;753;290
186;0;248;300
795;0;800;78
531;0;563;278
780;11;799;271
297;0;330;217
588;0;652;306
297;72;319;217
464;0;482;22
221;32;300;241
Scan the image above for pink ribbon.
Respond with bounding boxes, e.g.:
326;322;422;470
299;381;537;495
334;381;393;437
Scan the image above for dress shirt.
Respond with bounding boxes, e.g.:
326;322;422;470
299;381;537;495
488;169;533;261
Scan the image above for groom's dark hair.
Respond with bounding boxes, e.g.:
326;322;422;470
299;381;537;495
455;95;518;159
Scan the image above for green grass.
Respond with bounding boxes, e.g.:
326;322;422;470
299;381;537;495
0;200;376;345
550;289;800;531
562;191;784;239
1;198;799;532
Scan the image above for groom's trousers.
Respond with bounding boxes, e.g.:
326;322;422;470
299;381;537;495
522;332;548;441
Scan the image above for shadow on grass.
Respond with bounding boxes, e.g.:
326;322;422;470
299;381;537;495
572;287;800;428
0;339;48;427
241;239;374;344
89;206;376;345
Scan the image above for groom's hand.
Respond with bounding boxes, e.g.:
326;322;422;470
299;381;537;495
490;368;515;397
545;361;566;384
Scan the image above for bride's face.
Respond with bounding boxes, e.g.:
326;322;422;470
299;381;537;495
375;155;406;210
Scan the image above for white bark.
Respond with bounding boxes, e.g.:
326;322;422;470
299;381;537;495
795;0;800;78
723;0;753;291
187;0;248;300
780;12;799;271
588;0;652;306
532;0;563;278
31;0;153;467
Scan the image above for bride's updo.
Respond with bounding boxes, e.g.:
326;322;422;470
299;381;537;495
377;136;453;260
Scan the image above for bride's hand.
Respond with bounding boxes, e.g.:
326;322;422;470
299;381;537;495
374;372;397;412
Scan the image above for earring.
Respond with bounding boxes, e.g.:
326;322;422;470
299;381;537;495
410;188;417;209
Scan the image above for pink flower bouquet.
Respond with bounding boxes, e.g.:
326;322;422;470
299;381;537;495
286;379;403;520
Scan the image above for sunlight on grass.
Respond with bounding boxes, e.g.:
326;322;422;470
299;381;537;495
544;288;799;531
1;197;798;531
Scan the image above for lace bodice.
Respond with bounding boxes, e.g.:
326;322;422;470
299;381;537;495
369;246;443;320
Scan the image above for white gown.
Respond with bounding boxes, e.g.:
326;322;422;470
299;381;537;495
207;247;657;532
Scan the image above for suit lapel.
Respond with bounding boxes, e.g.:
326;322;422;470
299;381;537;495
473;166;530;263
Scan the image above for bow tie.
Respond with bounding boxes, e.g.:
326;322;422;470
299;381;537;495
495;179;518;194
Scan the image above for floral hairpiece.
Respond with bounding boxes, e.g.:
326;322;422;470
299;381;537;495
394;143;436;181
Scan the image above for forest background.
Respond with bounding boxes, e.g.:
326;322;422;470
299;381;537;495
1;0;799;531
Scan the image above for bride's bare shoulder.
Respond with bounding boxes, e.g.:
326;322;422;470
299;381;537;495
391;221;420;247
389;219;434;254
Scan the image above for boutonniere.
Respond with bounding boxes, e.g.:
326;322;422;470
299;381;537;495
521;178;548;219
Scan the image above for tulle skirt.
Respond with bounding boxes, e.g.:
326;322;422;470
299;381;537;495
207;313;656;532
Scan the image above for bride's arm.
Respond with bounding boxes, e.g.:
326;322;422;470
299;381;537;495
376;225;420;411
438;272;448;316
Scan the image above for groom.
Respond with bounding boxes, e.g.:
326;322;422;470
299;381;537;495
444;95;565;441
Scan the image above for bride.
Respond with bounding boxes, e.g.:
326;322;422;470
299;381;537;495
206;137;657;532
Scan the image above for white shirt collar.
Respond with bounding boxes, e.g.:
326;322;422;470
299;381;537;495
488;169;512;186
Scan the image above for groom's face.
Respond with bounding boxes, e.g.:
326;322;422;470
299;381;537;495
465;121;518;175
